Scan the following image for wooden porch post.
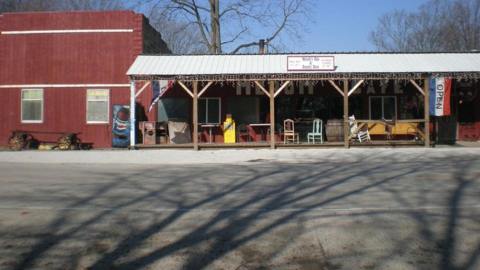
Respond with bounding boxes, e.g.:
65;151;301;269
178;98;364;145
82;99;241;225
424;77;430;147
269;81;275;149
193;81;199;150
343;79;349;148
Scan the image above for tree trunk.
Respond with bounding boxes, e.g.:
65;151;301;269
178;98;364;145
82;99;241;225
209;0;221;54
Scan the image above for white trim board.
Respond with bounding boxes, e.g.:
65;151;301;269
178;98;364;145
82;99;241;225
1;29;134;35
0;84;130;89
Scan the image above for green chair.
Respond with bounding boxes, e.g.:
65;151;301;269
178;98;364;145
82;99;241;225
307;119;323;144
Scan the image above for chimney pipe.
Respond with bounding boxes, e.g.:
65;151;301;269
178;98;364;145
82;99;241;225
259;39;265;54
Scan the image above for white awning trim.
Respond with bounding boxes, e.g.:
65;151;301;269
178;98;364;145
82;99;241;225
0;84;130;88
1;29;134;35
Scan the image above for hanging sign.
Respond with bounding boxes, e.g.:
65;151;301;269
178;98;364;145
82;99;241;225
287;56;335;71
429;77;452;116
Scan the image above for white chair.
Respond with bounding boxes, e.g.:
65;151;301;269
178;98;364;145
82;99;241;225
349;115;371;143
307;119;323;144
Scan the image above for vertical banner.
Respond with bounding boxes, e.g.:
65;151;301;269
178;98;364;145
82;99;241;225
112;105;131;148
429;77;452;116
148;80;173;112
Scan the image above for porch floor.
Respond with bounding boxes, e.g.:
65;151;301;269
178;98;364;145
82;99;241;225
136;140;424;149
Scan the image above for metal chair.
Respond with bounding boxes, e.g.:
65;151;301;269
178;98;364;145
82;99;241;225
307;118;323;144
349;115;371;143
283;119;299;144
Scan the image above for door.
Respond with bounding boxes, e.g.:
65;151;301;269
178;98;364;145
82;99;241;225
436;116;457;144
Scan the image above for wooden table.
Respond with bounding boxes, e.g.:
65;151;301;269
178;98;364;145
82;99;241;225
248;123;271;142
200;124;220;144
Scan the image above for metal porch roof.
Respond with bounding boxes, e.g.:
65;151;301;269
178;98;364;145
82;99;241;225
127;52;480;79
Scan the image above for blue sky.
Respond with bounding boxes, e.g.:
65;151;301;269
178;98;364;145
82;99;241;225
285;0;429;52
133;0;430;53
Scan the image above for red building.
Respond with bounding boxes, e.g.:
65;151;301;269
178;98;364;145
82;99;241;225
0;11;169;148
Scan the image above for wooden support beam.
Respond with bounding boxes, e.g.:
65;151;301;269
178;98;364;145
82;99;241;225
347;79;364;96
273;81;291;98
254;81;271;97
178;81;194;98
343;80;349;148
192;81;199;151
197;81;214;97
328;80;344;96
269;81;276;149
134;81;151;98
424;78;430;147
409;79;425;96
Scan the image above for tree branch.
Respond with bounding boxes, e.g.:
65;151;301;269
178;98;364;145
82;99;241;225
230;0;303;54
221;28;248;45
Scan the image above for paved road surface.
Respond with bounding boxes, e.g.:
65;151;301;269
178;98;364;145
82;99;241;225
0;149;479;269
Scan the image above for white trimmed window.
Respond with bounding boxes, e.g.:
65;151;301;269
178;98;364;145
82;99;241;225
199;98;221;124
87;89;109;123
21;89;43;123
369;96;397;120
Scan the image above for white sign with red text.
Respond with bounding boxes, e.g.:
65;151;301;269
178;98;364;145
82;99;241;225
287;56;335;71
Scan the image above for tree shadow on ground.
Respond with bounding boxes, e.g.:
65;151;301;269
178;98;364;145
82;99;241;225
4;151;480;270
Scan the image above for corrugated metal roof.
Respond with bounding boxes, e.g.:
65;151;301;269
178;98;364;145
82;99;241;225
127;53;480;76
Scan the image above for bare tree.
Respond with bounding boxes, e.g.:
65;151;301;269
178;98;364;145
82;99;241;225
58;0;125;11
0;0;126;13
370;0;480;52
0;0;58;12
135;0;312;54
445;0;480;51
148;10;208;54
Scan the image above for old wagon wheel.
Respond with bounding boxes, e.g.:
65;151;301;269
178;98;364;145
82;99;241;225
8;132;28;151
57;133;79;150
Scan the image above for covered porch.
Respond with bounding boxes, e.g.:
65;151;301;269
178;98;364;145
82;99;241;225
126;53;480;150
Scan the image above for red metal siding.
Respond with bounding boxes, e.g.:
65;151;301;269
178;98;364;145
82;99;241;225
0;11;159;148
0;86;155;148
2;11;139;31
458;122;480;141
0;11;142;84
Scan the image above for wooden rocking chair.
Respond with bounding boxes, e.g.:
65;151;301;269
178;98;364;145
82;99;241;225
349;115;371;143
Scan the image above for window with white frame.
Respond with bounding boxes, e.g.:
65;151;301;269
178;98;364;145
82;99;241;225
369;96;397;120
87;89;109;123
21;89;43;123
199;98;221;124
